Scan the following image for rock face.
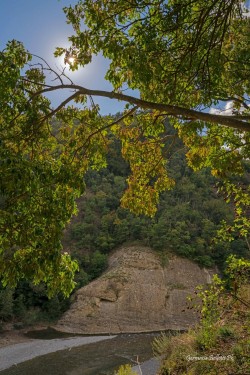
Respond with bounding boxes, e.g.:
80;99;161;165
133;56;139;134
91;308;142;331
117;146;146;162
56;246;216;334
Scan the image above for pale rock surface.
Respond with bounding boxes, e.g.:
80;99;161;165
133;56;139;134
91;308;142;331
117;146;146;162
56;246;216;334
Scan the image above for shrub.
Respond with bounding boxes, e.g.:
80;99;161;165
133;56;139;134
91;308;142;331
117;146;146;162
218;326;235;341
114;364;137;375
152;332;173;357
0;287;14;321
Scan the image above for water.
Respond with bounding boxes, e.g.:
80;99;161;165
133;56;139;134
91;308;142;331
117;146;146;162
0;330;159;375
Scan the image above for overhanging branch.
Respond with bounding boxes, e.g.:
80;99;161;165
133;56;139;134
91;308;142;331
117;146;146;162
32;83;250;132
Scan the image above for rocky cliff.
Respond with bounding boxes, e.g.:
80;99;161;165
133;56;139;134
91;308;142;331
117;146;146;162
56;246;216;334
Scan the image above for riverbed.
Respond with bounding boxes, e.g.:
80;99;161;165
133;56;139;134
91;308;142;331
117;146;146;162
0;330;160;375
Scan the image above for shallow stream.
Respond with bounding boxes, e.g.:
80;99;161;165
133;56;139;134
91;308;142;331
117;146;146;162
0;329;160;375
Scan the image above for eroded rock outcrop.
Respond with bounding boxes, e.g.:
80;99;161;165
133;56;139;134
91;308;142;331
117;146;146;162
56;246;216;334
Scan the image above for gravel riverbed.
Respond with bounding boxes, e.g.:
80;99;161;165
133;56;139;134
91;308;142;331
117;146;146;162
133;358;160;375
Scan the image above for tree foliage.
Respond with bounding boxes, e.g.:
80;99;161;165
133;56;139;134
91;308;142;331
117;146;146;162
66;137;248;269
51;0;250;223
0;1;250;295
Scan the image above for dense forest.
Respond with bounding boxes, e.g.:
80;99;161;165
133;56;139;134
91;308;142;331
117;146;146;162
1;121;249;327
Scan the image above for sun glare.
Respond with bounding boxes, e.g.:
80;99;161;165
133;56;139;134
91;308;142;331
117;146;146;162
67;56;75;64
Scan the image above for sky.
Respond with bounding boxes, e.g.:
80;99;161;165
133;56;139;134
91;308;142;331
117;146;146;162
0;0;126;114
1;1;249;115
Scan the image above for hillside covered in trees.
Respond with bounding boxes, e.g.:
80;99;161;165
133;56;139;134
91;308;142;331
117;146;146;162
65;120;249;267
1;121;249;326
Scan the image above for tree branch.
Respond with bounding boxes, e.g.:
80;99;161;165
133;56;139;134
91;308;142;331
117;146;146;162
31;83;250;132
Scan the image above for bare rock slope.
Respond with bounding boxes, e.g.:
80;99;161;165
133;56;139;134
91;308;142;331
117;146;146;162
57;246;216;334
